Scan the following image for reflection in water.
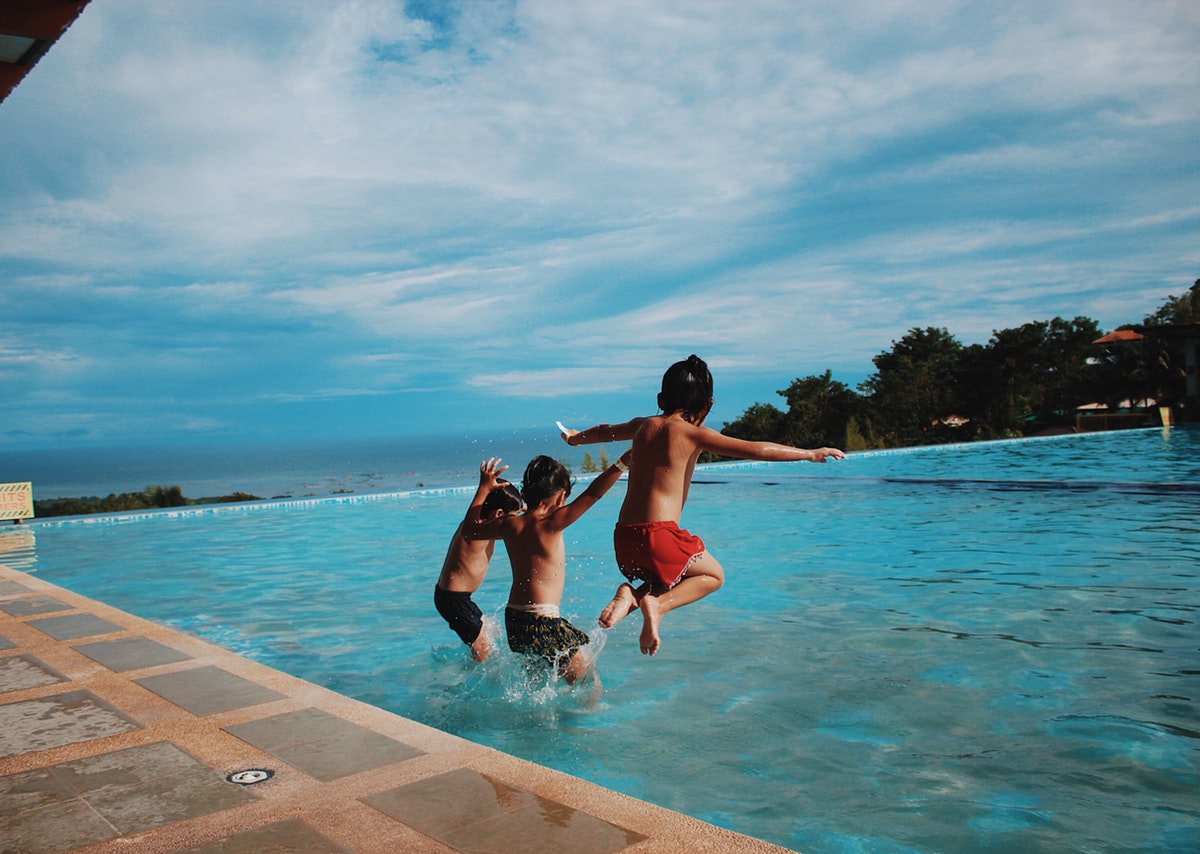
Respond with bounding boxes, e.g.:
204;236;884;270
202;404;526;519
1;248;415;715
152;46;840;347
0;528;36;570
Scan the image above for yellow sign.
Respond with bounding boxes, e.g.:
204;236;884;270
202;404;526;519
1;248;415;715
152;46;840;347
0;482;34;521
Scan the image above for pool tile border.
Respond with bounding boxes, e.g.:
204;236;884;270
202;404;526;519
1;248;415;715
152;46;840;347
0;564;794;853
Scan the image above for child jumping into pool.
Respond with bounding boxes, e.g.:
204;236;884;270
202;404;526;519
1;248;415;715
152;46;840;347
465;452;631;683
434;460;523;662
562;354;845;656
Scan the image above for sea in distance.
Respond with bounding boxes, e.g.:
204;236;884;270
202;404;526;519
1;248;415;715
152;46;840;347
2;427;588;502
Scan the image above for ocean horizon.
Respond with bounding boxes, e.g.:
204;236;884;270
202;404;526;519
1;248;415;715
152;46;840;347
0;427;610;502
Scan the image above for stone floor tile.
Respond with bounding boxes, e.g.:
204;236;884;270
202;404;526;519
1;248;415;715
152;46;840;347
0;634;14;650
0;580;32;599
0;653;67;692
167;818;353;853
52;741;207;795
0;595;73;617
0;766;75;817
361;768;646;854
0;798;119;853
221;707;347;752
1;742;256;849
134;666;286;715
86;767;256;835
224;707;424;782
28;612;125;640
0;690;142;758
74;636;193;672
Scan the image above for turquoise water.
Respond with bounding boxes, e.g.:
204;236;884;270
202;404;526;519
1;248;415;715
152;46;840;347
4;428;1198;853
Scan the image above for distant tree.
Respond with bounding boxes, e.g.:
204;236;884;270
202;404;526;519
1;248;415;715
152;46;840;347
981;317;1103;431
580;449;613;472
721;373;871;452
33;497;99;517
146;484;187;507
99;492;142;513
1145;279;1200;325
1038;317;1106;417
1140;278;1200;405
843;416;878;451
949;342;1004;439
35;485;257;518
860;327;964;445
721;402;787;443
226;492;260;503
777;371;867;449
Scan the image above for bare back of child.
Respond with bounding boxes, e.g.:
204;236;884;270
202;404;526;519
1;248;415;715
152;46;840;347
563;355;845;656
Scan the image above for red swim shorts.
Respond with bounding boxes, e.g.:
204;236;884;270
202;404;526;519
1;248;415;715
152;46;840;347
613;521;706;590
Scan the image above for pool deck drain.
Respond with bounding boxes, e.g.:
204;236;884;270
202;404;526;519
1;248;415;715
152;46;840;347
0;565;794;854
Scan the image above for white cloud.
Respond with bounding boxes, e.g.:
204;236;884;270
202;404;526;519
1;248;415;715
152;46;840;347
1;0;1197;443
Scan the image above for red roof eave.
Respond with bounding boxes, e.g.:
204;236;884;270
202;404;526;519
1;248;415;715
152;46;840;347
0;0;92;105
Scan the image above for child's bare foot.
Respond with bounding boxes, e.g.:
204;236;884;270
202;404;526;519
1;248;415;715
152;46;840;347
639;594;662;656
470;619;493;662
599;583;638;628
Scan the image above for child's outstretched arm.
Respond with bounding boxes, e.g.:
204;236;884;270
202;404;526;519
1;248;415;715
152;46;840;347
552;450;632;530
561;419;643;446
696;427;846;463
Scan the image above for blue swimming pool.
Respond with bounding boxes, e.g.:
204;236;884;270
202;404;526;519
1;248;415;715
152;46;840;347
6;427;1199;853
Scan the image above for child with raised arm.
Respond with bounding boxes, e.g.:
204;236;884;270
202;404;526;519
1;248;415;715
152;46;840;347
434;459;523;662
562;354;845;657
465;452;631;684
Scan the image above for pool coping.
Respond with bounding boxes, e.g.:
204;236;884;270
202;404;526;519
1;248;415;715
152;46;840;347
0;563;795;853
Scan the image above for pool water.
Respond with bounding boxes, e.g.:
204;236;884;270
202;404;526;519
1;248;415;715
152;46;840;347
6;428;1199;853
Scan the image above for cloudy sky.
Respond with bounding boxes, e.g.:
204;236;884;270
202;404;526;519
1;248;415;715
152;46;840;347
2;0;1198;450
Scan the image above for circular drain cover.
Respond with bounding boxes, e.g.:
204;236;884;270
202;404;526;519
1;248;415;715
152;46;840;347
227;769;274;785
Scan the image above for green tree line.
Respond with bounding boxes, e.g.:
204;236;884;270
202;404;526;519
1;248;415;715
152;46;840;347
35;486;262;518
722;279;1200;451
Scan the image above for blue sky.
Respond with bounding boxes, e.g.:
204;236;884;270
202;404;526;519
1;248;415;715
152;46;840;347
2;0;1198;449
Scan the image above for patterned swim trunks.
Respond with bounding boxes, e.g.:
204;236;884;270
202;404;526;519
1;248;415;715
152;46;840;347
504;606;589;670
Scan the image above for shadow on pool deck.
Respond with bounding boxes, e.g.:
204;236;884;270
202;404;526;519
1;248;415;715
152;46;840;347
0;566;794;854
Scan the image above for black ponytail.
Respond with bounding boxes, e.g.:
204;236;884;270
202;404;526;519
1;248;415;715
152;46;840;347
657;354;713;421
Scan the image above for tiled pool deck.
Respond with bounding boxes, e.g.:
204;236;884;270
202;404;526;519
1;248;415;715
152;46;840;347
0;563;794;854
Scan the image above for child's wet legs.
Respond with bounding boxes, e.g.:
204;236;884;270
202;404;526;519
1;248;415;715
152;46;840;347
469;634;491;662
561;648;590;684
469;619;492;662
638;553;724;656
638;593;663;655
